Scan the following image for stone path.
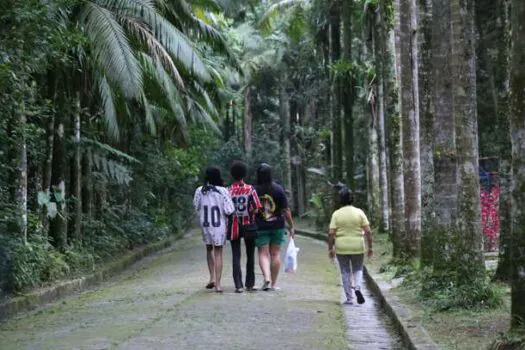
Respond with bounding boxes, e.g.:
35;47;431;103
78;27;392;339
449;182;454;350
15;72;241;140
0;230;400;349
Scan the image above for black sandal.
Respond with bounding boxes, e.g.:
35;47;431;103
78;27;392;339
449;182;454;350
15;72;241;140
205;282;215;289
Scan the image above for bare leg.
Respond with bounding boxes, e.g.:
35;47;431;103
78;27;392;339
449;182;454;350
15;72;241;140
258;245;271;284
270;244;281;288
206;245;215;285
214;246;223;292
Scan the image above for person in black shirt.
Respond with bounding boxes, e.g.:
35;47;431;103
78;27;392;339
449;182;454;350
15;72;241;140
255;163;295;291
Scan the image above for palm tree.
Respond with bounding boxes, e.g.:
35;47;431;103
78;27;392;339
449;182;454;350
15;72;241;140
450;0;484;284
395;0;421;260
509;0;525;329
44;0;233;247
430;0;457;272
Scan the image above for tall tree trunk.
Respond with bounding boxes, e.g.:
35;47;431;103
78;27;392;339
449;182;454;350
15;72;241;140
495;164;511;281
396;0;421;259
509;0;525;328
430;0;457;271
244;87;252;156
330;2;343;182
41;113;55;233
368;85;381;225
70;95;82;243
365;11;381;225
451;0;484;284
16;103;28;243
418;0;434;266
280;78;294;211
49;111;68;250
391;0;406;260
342;0;354;188
82;150;93;218
376;0;391;233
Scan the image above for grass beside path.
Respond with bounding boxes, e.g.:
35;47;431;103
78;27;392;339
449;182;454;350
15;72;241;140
0;229;348;350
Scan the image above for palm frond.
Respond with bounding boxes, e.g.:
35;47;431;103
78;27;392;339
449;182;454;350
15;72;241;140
99;0;212;82
98;75;120;140
186;96;221;134
139;52;187;127
121;15;186;88
82;1;143;98
259;0;306;33
141;92;157;135
138;7;212;82
82;137;141;163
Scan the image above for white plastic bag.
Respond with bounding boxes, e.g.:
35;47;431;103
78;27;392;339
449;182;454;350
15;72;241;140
284;238;300;273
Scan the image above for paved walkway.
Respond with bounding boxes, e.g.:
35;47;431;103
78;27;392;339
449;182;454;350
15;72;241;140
0;231;400;349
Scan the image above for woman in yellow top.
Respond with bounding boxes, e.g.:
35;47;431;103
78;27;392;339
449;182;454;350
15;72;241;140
328;188;373;305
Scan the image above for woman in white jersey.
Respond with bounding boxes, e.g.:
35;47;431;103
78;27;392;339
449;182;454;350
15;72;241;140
193;167;235;293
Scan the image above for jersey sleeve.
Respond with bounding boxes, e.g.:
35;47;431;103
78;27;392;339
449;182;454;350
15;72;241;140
250;186;262;209
222;189;235;216
193;188;201;213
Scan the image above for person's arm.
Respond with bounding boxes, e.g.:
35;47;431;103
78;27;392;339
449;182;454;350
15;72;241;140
284;208;295;239
328;213;337;259
328;228;336;259
363;224;373;257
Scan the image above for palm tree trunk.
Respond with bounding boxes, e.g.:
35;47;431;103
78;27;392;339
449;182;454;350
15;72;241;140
391;0;406;260
396;0;421;259
376;0;391;233
82;150;93;218
418;0;434;266
330;2;343;182
70;95;82;243
509;0;525;328
42;112;55;233
243;87;252;157
49;110;68;249
280;79;294;211
342;0;354;188
368;86;381;225
16;103;28;243
451;0;484;284
430;0;457;272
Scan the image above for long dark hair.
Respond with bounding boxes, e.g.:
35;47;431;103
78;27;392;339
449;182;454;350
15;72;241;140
256;163;272;186
202;166;223;194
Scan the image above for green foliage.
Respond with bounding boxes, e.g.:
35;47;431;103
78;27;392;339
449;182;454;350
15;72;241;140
400;267;504;311
0;235;70;292
490;328;525;349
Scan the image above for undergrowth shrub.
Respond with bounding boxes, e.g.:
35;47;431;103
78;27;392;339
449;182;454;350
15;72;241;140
401;267;503;310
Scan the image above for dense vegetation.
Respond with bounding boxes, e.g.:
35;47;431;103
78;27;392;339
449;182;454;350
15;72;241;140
1;0;524;345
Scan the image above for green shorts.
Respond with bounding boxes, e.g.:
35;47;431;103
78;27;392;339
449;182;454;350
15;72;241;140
256;228;287;247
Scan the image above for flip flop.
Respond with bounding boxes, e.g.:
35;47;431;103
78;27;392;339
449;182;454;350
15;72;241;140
215;289;223;293
262;281;271;291
205;282;215;289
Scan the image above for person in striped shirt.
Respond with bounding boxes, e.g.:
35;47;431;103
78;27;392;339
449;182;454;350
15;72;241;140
228;161;262;293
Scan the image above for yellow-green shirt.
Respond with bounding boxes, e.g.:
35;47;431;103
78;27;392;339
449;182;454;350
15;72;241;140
329;205;370;255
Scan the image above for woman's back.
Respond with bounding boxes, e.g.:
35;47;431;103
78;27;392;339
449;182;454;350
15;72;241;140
330;205;369;254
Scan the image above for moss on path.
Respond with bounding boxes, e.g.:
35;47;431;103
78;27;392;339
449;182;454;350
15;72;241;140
0;231;353;350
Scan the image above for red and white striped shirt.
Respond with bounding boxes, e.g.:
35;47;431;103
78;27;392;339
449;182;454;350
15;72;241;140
228;181;261;240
